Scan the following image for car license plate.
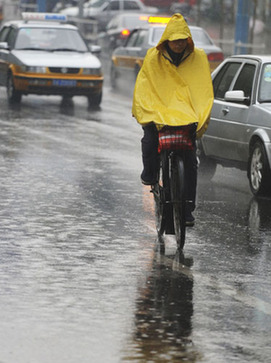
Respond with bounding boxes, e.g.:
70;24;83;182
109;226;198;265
52;79;76;87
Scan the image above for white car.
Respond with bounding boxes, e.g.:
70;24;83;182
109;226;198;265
60;0;158;30
0;12;103;106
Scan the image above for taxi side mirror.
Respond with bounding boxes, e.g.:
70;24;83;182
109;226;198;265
89;44;101;54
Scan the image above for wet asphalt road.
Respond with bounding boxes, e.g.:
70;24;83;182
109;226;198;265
0;85;271;363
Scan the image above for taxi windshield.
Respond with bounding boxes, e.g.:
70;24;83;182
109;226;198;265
259;63;271;103
15;27;88;52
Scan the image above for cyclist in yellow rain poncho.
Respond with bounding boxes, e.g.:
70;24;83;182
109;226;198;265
132;13;214;225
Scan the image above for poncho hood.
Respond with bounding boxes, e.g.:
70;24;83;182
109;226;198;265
156;13;194;54
132;13;214;137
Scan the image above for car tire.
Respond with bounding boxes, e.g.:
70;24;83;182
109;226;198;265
88;92;102;108
7;73;22;104
248;141;271;196
110;63;117;89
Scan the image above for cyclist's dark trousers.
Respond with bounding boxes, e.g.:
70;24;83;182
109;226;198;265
141;123;160;184
141;123;197;210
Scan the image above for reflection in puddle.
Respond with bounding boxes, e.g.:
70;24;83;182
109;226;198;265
247;196;271;251
125;251;201;362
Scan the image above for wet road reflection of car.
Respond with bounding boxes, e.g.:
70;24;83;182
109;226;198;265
198;55;271;197
0;12;103;106
110;18;224;88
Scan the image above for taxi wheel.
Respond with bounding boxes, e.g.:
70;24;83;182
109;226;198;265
88;92;102;107
7;73;22;104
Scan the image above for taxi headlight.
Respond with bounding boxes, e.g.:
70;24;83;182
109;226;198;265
24;66;47;73
82;68;101;76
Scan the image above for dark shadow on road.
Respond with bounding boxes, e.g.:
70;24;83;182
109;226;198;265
124;248;199;362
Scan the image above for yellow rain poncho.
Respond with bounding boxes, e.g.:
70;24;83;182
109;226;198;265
132;13;214;138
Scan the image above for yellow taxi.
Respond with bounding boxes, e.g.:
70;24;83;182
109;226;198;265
110;16;224;87
0;13;103;106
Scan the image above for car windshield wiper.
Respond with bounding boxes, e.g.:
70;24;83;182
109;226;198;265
51;48;85;52
17;47;49;51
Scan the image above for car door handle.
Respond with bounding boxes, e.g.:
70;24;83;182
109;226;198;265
222;107;229;115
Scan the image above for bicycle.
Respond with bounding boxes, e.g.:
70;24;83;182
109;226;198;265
151;125;195;250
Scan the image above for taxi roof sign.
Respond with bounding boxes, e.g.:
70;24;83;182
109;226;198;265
148;16;170;24
22;12;67;22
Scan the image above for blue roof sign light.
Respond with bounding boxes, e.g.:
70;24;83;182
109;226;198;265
22;12;67;22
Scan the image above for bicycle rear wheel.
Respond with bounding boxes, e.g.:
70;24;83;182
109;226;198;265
171;155;186;249
152;152;169;237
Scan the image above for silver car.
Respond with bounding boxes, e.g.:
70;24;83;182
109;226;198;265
198;55;271;196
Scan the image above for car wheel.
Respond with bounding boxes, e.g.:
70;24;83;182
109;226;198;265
248;141;271;196
197;147;217;180
110;63;117;89
88;92;102;108
7;73;22;104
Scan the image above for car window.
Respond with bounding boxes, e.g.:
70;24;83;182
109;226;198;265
233;63;255;102
126;30;139;47
5;28;17;48
14;27;88;52
134;29;147;47
124;1;140;9
259;63;271;103
0;26;11;42
151;27;165;45
213;62;241;99
88;0;106;8
190;28;213;45
107;1;120;10
88;0;106;7
107;17;118;29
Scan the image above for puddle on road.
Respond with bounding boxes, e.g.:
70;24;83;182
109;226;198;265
123;250;200;362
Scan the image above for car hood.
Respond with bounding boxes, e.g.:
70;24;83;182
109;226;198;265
12;50;101;68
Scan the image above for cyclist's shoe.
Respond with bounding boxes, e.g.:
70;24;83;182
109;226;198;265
141;177;157;186
185;210;195;227
140;174;157;185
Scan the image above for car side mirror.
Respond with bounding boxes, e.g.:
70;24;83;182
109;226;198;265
225;90;249;104
0;42;9;50
89;44;101;54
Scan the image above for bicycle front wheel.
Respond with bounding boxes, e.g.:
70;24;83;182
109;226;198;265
153;152;169;237
171;155;186;249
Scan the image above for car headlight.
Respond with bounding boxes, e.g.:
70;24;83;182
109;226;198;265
21;66;47;73
82;68;101;76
